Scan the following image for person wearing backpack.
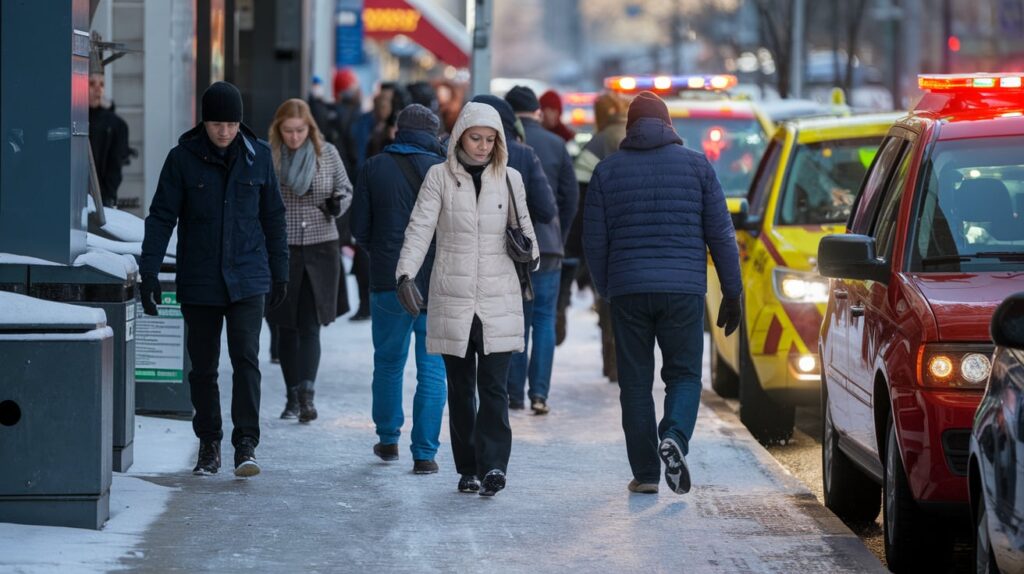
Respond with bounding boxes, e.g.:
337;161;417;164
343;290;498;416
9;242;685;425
351;104;448;474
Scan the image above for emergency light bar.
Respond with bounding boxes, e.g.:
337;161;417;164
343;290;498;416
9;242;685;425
918;73;1024;92
604;74;738;94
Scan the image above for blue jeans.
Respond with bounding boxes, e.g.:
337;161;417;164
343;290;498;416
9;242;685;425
610;293;704;483
370;291;447;460
507;269;561;404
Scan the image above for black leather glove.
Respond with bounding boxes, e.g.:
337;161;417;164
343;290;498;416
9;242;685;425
318;196;342;218
267;281;288;311
140;274;162;316
717;296;742;337
397;275;424;317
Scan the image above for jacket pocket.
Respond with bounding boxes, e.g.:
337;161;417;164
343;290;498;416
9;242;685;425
183;180;217;222
235;178;265;218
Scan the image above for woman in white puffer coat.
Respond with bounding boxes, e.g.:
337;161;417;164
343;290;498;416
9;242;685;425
395;102;539;496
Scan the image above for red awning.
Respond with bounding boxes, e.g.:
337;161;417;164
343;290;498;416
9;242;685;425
363;0;470;68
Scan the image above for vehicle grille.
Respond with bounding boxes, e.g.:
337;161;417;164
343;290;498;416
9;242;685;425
942;430;971;476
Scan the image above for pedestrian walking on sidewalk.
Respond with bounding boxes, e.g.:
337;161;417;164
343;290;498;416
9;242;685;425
504;86;578;415
140;81;288;478
582;91;742;495
570;93;628;381
266;98;352;424
351;104;448;473
396;102;539;496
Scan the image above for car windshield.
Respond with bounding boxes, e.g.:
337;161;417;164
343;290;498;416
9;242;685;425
672;118;766;197
911;136;1024;272
776;136;882;225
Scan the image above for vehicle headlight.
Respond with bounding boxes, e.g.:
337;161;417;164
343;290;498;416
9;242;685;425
918;345;994;389
772;267;830;303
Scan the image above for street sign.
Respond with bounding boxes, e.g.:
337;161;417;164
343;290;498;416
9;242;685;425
336;0;364;68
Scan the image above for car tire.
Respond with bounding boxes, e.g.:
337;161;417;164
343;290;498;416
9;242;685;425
975;499;999;574
821;379;881;523
883;415;952;572
710;330;739;398
738;321;795;445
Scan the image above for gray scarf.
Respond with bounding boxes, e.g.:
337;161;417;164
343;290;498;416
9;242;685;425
456;147;490;167
279;139;316;196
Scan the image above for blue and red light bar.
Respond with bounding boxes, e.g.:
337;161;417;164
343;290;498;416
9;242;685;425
918;73;1024;92
604;74;738;94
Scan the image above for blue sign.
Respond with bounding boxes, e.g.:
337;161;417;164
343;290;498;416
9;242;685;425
336;0;364;67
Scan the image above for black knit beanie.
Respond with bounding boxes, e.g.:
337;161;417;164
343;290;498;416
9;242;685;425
626;91;671;130
505;85;540;113
396;104;440;134
201;81;243;122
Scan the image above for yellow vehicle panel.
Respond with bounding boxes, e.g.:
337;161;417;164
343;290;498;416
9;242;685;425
707;113;900;403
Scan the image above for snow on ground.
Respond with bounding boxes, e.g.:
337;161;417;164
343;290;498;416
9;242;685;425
0;416;194;574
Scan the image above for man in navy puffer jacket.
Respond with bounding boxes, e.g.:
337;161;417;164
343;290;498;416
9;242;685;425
583;91;742;495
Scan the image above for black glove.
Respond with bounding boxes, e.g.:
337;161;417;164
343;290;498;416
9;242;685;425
717;296;742;337
267;281;288;311
397;275;424;317
140;274;162;317
318;196;342;218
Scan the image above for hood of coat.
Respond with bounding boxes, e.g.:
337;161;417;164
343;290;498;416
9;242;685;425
619;117;683;152
179;122;261;165
446;101;508;174
469;95;519;143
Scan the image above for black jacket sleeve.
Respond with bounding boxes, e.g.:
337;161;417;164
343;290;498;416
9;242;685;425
556;145;579;244
350;162;373;248
260;158;289;283
140;151;184;277
524;148;557;225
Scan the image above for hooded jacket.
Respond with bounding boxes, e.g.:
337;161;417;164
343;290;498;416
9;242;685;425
351;128;446;298
141;123;288;305
396;102;540;356
582;117;741;300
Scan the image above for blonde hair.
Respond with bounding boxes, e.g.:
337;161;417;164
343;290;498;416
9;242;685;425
269;98;323;167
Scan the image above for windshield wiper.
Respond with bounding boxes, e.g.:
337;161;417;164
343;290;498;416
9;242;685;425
971;251;1024;261
921;251;1024;266
921;255;970;266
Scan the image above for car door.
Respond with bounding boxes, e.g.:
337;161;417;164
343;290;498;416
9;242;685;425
828;136;905;435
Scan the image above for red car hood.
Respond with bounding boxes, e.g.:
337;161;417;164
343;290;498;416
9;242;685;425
909;272;1024;342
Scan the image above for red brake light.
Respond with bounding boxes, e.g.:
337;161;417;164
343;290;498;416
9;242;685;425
702;126;728;161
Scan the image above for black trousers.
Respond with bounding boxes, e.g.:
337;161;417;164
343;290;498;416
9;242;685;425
278;272;321;389
181;295;264;448
442;317;513;478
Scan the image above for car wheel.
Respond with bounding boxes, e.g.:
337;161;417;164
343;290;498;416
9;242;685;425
883;415;952;572
821;379;881;523
710;330;739;398
975;500;999;574
738;321;794;445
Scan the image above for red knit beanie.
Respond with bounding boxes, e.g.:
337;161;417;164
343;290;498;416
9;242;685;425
626;91;671;130
333;68;358;98
539;90;563;114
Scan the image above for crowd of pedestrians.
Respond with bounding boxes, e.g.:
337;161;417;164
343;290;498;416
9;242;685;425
139;72;743;498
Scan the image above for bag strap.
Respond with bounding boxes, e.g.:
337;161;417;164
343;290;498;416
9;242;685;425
388;153;426;195
506;174;522;229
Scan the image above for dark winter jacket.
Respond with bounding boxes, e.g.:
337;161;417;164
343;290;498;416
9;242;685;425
141;123;288;305
567;119;627;258
351;129;446;299
89;103;132;207
469;95;557;227
520;116;578;257
582;117;741;300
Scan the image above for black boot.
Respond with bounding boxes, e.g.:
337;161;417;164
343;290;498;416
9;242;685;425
298;380;318;423
280;387;299;419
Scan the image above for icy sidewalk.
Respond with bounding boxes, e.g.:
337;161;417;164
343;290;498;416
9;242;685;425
0;293;884;573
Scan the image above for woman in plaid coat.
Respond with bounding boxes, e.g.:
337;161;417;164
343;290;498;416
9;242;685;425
266;98;353;423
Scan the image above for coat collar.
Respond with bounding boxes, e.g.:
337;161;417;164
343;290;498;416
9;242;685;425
179;122;259;166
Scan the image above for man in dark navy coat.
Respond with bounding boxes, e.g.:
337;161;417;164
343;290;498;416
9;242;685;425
140;81;288;478
583;91;742;495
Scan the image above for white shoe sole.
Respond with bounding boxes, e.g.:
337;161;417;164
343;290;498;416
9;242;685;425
234;461;261;477
658;438;690;494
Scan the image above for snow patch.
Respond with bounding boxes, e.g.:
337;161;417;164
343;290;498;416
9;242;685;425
73;250;138;280
0;291;107;328
0;253;60;266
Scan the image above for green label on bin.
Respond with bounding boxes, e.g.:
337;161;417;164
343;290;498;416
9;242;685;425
135;369;184;382
135;291;186;384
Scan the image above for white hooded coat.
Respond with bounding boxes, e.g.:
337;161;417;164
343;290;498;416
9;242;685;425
396;102;539;356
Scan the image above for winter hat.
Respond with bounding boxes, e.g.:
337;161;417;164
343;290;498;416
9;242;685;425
505;85;540;113
333;68;358;97
396;103;440;135
594;92;628;132
626;91;671;130
201;81;243;123
470;95;519;139
539;90;563;114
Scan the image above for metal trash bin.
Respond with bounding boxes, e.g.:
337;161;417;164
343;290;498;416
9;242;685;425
0;292;113;530
27;251;138;472
134;273;193;416
0;262;28;294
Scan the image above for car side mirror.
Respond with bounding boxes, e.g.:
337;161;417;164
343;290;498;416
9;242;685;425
817;234;889;283
991;292;1024;350
726;197;751;231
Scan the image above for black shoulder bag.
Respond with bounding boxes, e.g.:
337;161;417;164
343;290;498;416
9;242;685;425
505;175;535;301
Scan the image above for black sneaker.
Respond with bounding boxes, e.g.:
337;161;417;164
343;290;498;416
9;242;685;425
509;400;525;410
530;397;550;415
413;459;439;474
233;438;261;478
658;437;690;494
192;441;221;475
479;469;506;497
373;442;399;461
457;474;480;493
